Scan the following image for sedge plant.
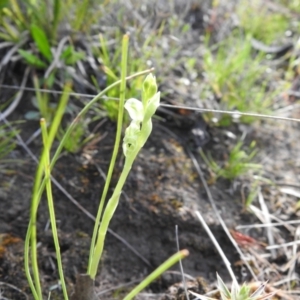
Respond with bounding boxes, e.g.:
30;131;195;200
87;72;161;279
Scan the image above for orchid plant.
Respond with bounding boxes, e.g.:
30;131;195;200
88;73;161;278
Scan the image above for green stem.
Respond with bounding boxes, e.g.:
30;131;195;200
24;221;39;300
124;250;189;300
41;119;69;299
88;33;129;274
24;83;71;299
89;156;135;279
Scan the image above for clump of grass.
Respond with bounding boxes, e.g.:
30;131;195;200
0;122;19;173
0;0;104;126
203;36;275;126
236;0;289;44
200;140;261;181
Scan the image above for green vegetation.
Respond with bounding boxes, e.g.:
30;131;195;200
0;0;299;299
24;34;188;299
202;36;275;126
236;0;289;44
0;122;18;173
200;140;261;181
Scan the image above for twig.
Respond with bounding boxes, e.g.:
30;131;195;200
0;281;29;300
175;225;190;300
195;210;238;286
157;123;258;281
0;67;30;121
258;189;276;259
1;84;300;123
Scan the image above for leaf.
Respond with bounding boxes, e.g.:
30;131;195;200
30;24;52;62
18;49;47;68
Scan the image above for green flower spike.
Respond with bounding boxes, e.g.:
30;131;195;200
123;74;160;158
89;74;160;279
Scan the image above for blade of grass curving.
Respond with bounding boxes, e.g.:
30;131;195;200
124;250;189;300
24;83;71;299
1;19;19;41
40;119;68;300
87;33;129;275
99;34;110;66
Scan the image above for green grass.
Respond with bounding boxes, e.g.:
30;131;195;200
0;122;19;174
236;0;289;44
200;140;261;181
202;35;276;126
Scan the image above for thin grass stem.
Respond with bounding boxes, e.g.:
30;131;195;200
24;83;71;299
40;119;68;299
124;250;189;300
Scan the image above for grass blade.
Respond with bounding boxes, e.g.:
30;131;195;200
124;250;189;300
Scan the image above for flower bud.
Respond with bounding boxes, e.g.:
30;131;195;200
142;73;157;107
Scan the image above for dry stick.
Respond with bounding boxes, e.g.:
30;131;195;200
2;118;151;267
258;189;276;259
156;123;258;281
0;281;29;300
0;67;30;121
237;220;300;229
0;36;28;71
185;146;258;281
175;225;190;300
160;104;300;123
249;205;296;234
44;36;70;79
195;211;238;286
